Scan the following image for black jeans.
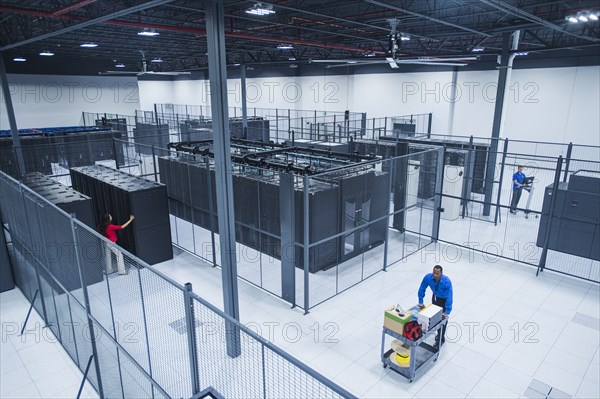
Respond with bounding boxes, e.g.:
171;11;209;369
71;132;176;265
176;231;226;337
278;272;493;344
432;295;447;344
510;188;522;212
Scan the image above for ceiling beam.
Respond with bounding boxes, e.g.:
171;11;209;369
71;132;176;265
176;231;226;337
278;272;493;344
51;0;97;17
479;0;600;43
0;0;175;51
363;0;493;37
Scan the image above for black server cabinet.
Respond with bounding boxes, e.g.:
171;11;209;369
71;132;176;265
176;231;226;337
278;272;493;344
133;123;170;155
294;183;341;273
338;171;388;261
70;165;173;265
350;140;408;232
21;173;101;290
537;172;600;261
0;224;15;293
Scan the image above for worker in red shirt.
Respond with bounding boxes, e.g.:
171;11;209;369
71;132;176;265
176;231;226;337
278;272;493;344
99;213;134;275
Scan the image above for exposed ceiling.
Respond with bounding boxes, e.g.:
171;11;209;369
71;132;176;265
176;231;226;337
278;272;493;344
1;0;599;76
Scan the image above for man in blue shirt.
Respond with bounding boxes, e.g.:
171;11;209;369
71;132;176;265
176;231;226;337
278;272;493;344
510;165;526;214
418;265;453;344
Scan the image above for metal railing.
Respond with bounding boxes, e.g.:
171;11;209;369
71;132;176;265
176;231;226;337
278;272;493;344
0;170;356;399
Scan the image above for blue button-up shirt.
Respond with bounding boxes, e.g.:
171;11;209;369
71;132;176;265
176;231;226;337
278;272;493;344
513;172;525;190
418;273;453;314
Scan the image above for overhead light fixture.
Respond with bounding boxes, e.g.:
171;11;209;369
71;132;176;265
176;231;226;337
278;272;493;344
246;3;275;16
246;66;255;71
277;44;293;50
39;51;54;56
115;63;126;68
347;61;358;64
471;47;485;52
80;43;98;48
137;28;160;37
364;52;376;57
566;11;598;23
289;64;298;68
13;57;26;62
288;57;296;61
151;58;163;63
400;34;411;41
514;51;529;56
233;63;241;66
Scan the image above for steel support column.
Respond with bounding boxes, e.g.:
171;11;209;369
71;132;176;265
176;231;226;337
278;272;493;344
240;64;248;138
483;31;519;216
0;52;26;176
205;0;241;357
279;172;296;306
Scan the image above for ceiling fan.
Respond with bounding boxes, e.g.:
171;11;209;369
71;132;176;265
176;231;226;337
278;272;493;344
310;19;478;69
101;50;191;76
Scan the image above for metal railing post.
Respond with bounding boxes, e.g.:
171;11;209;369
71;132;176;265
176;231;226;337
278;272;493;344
538;156;563;275
494;139;509;225
69;214;105;398
184;283;201;395
563;142;573;182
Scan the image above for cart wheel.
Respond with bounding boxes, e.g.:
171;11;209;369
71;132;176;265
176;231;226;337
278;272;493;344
383;364;387;369
409;379;413;383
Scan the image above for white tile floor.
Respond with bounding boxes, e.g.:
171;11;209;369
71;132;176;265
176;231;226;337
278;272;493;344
152;243;599;399
0;288;99;399
2;240;599;398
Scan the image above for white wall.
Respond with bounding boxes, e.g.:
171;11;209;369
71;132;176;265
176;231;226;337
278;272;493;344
1;74;140;129
139;65;600;146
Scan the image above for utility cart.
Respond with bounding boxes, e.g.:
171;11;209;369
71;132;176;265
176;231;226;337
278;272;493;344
381;318;447;382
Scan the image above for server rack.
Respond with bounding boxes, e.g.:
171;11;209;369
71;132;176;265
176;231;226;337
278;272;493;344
159;140;386;272
380;135;488;194
537;171;600;260
349;139;409;232
0;222;15;293
133;123;170;155
21;173;102;290
70;165;173;265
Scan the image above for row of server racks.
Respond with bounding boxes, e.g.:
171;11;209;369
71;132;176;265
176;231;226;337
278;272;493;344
70;165;173;266
0;126;124;178
21;173;103;291
158;143;388;273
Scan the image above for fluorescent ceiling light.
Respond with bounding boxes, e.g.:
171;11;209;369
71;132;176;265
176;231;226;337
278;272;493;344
579;15;588;22
13;57;26;62
400;35;410;41
568;16;578;23
289;64;298;68
347;61;358;64
515;52;529;56
277;44;293;50
137;28;160;37
589;14;598;21
471;47;484;52
80;43;98;48
246;3;275;16
151;58;163;63
115;63;126;68
233;63;241;66
288;57;296;61
39;51;54;56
